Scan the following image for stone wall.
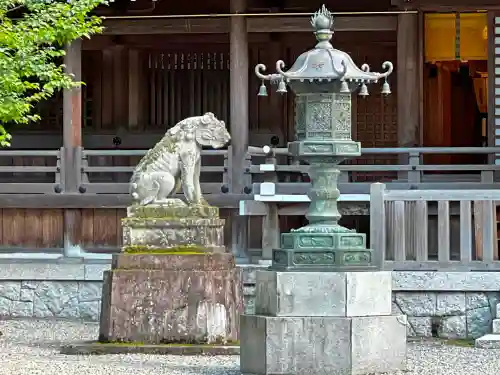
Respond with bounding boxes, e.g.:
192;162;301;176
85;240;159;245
0;262;108;321
1;262;500;340
0;281;102;320
393;291;499;338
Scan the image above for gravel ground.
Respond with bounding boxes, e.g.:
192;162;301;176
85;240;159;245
1;319;500;375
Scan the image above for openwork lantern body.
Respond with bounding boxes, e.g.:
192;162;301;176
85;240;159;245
255;5;394;271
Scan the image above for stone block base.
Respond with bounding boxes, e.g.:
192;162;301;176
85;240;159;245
255;271;392;317
99;253;243;344
240;314;407;375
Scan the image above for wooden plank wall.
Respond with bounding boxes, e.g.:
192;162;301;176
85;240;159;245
0;207;233;252
71;209;124;249
0;209;64;249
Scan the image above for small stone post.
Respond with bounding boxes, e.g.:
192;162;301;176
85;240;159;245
240;5;407;374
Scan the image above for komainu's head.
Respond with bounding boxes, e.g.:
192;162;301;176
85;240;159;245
167;112;231;149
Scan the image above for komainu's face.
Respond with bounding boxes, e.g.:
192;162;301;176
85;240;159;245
209;121;231;149
196;113;231;149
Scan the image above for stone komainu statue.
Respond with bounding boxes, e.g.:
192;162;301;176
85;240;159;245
130;112;231;206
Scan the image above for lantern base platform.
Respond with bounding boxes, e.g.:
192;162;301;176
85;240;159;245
273;230;377;271
240;314;407;375
270;248;378;271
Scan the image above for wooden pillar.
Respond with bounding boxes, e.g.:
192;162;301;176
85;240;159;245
63;40;83;256
230;0;249;192
63;39;82;193
230;0;249;261
397;13;420;164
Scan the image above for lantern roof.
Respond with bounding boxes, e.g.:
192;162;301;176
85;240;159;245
255;5;393;95
276;5;392;83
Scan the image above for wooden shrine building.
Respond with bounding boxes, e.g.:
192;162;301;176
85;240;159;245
1;0;500;258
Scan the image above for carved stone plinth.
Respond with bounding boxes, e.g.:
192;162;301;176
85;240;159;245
122;201;225;253
99;201;243;345
273;231;377;271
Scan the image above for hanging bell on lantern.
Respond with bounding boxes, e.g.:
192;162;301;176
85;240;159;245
358;83;369;97
340;80;350;94
381;80;391;95
276;79;287;94
258;82;268;97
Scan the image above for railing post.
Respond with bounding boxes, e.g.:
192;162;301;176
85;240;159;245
370;182;386;268
230;151;250;263
260;147;280;262
408;151;421;184
78;147;89;184
222;146;232;193
481;170;494;183
56;147;65;193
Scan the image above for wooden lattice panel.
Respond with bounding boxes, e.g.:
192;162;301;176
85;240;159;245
146;50;230;129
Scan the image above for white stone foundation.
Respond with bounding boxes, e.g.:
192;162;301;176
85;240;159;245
240;271;407;375
0;263;499;341
241;314;407;375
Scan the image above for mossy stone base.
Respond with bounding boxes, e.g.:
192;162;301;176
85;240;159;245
99;265;243;344
60;341;239;356
122;218;225;253
112;253;236;271
100;201;241;346
126;202;219;220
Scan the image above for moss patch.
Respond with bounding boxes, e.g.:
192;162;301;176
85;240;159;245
97;340;240;346
123;244;207;255
440;339;475;347
126;204;219;220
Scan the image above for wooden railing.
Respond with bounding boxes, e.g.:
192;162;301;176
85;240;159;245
0;145;498;197
370;183;500;271
0;145;499;266
248;146;500;195
77;147;230;195
0;149;62;193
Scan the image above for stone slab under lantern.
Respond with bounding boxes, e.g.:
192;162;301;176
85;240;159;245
98;199;243;345
241;271;406;375
254;271;392;317
240;313;407;375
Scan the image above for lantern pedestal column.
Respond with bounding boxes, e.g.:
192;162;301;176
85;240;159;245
272;138;377;271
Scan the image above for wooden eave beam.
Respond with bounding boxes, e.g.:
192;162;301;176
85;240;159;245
102;15;397;35
392;0;500;11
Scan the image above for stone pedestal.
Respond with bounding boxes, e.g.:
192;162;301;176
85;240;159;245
240;271;407;375
99;201;243;344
